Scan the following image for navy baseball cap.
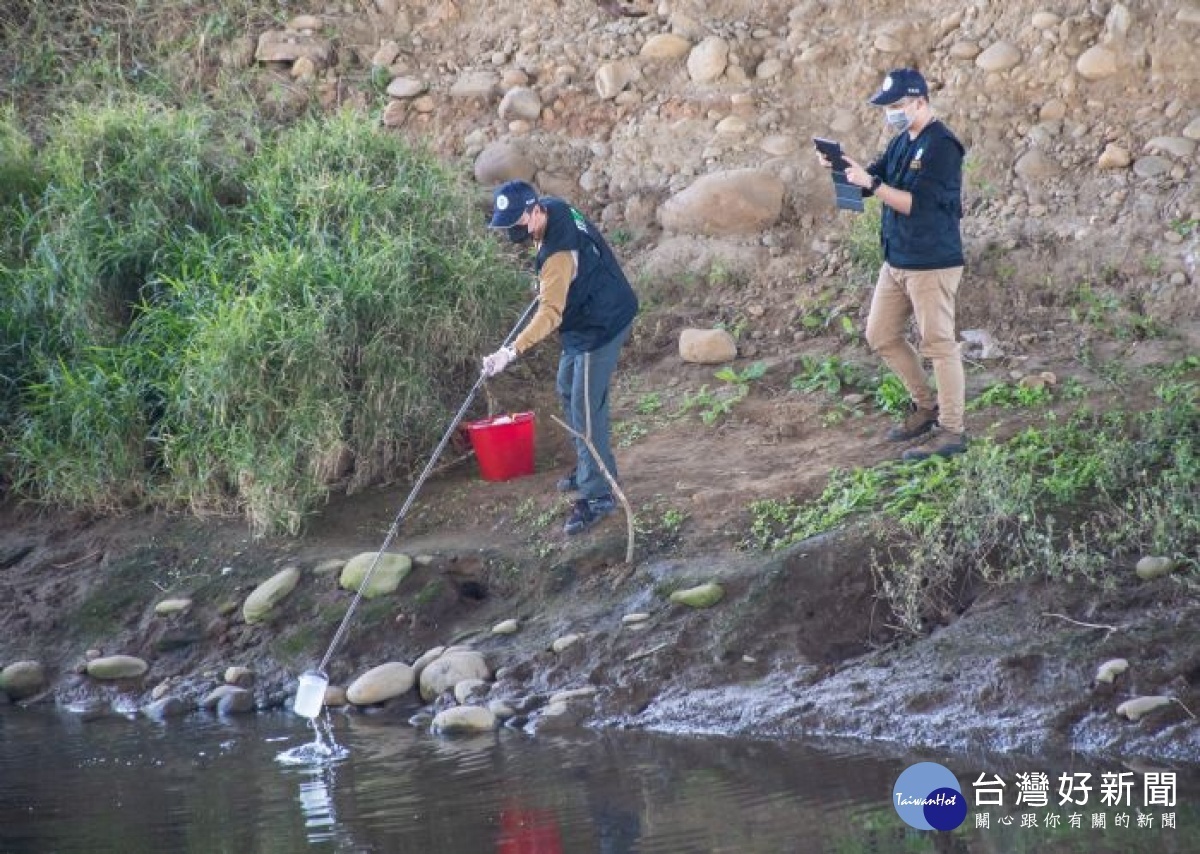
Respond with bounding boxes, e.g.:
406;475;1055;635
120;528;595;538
489;180;539;228
868;69;929;106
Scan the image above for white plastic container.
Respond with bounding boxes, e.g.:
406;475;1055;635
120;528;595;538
293;670;329;718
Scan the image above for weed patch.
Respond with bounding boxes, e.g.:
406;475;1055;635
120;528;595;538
749;383;1199;633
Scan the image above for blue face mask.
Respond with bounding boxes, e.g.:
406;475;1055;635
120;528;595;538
507;223;531;244
885;107;912;133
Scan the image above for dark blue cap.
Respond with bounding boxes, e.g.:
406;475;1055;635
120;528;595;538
868;69;929;106
489;180;538;228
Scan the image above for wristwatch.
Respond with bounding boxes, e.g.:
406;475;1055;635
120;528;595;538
871;175;883;192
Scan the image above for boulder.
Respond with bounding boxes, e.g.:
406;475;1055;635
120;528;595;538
1135;556;1177;580
86;655;148;680
474;142;536;186
1094;658;1129;685
551;634;581;654
670;582;725;608
431;705;497;735
1098;144;1132;170
224;666;255;688
419;650;490;701
595;61;636;100
339;552;411;598
1116;696;1172;722
659;169;783;236
975;41;1021;72
243;566;301;624
1014;149;1060;181
687;36;729;83
679;329;737;365
454;678;489;704
346;662;416;705
1076;46;1118;80
255;31;332;67
154;598;192;616
386;76;427;98
217;689;256;715
641;34;692;60
143;697;188;721
498;87;542;121
201;685;254;714
1;661;45;700
412;646;446;679
449;71;499;100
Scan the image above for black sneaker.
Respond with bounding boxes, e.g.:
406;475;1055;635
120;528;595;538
901;427;969;461
555;471;579;493
563;495;616;535
887;404;939;441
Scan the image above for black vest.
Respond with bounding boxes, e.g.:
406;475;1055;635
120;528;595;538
536;199;639;354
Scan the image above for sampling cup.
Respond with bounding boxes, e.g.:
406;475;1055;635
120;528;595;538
293;669;329;718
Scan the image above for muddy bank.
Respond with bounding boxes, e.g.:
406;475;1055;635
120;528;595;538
1;501;1195;767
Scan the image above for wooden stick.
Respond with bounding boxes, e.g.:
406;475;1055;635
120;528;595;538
550;415;635;564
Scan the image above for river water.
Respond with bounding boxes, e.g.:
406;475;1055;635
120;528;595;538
0;707;1195;853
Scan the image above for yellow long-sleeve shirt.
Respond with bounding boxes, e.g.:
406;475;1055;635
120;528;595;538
512;250;576;355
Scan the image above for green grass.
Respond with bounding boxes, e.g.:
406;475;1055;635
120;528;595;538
748;379;1199;633
0;98;526;534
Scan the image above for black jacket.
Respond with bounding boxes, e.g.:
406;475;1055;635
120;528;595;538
867;120;965;270
536;198;638;355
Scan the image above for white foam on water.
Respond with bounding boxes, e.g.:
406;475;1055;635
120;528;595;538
275;717;348;767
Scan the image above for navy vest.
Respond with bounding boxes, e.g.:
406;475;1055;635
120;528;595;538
536;198;639;354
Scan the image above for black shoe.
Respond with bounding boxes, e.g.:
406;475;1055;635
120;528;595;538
556;471;579;493
887;404;939;441
563;495;616;535
901;427;969;461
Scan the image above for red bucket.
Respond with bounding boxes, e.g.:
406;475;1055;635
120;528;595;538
463;412;536;482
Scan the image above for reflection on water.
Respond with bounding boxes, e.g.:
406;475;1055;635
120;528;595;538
0;706;1195;854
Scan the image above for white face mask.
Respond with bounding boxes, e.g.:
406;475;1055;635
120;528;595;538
885;107;913;133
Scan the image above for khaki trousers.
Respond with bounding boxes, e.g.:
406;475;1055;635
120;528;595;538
865;263;966;433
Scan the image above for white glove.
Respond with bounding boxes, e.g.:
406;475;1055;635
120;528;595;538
481;345;517;378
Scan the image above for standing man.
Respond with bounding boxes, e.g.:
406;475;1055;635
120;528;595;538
481;180;639;534
822;68;968;460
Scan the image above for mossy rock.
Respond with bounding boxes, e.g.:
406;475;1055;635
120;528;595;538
339;552;412;598
86;655;149;680
670;582;725;608
243;567;301;624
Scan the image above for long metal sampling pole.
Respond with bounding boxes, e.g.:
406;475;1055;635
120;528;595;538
316;298;538;673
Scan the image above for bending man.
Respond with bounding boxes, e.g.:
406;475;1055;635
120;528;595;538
482;180;639;534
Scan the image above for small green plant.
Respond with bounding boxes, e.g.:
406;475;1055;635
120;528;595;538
967;380;1054;411
714;360;766;387
660;508;687;534
609;227;634;246
1169;216;1197;238
871;373;911;415
790;355;867;397
636;392;664;415
680;385;742;426
613;420;649;447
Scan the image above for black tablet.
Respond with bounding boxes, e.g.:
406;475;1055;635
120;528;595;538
812;136;850;172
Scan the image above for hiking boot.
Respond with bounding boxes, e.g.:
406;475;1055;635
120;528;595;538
563;495;616;535
887;405;939;442
555;471;579;493
901;427;969;462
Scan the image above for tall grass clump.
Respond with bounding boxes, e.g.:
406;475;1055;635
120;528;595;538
2;98;526;533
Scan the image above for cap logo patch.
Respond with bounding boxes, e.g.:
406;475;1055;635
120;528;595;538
496;195;510;210
882;76;894;91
